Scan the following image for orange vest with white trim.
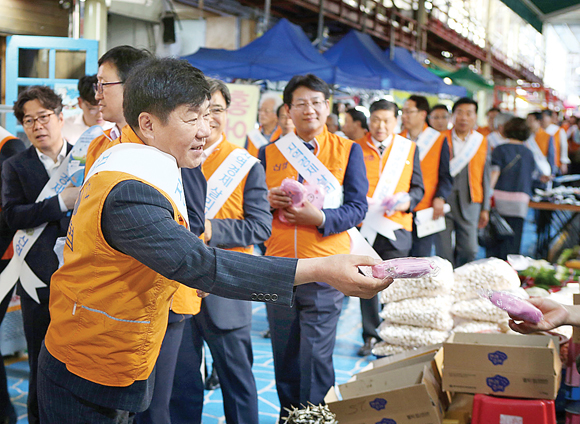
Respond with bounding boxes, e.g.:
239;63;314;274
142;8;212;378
45;161;189;386
86;127;199;316
84;127;116;179
400;125;446;212
442;129;487;204
246;126;282;158
477;126;491;137
201;134;253;255
535;128;561;168
356;133;416;231
263;128;351;258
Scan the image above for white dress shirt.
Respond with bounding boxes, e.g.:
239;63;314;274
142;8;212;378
35;141;69;212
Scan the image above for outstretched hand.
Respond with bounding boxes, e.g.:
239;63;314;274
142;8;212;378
295;255;394;299
509;297;570;334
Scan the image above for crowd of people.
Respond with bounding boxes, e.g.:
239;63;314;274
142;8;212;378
0;43;577;424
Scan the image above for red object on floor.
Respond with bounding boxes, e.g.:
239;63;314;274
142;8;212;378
471;393;556;424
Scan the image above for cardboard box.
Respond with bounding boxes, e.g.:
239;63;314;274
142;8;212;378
443;332;561;399
325;355;445;424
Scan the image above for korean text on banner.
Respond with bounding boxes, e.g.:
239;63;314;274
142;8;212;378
225;84;260;147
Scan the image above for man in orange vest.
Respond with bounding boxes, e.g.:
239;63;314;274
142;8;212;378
541;109;570;175
37;58;390;424
436;97;491;267
342;108;368;141
355;99;424;356
477;107;499;137
170;78;271;424
258;74;370;421
428;104;451;133
527;112;557;177
400;95;452;258
245;92;283;157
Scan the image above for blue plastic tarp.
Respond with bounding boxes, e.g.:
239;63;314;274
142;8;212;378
182;19;334;82
384;47;467;97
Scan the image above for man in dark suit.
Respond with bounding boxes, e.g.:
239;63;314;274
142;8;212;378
36;58;391;424
171;79;270;424
2;86;80;424
0;126;26;424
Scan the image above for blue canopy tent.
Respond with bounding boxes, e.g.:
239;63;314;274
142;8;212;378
323;30;438;92
385;47;467;97
182;18;335;82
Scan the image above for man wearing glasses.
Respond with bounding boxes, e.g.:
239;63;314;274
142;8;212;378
62;75;113;144
171;78;270;424
2;86;80;424
258;74;368;422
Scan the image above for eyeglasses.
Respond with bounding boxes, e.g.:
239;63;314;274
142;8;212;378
22;112;55;128
93;81;123;94
291;100;326;111
210;107;226;116
401;108;420;115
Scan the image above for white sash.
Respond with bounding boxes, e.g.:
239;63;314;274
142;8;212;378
360;135;412;244
0;125;104;304
86;143;189;224
275;133;379;259
525;135;551;176
449;131;484;177
415;127;440;161
275;133;343;208
247;128;270;149
205;148;258;219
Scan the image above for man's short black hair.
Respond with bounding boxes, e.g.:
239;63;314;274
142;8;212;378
407;95;430;114
13;85;63;124
369;99;398;116
206;78;231;108
123;58;211;129
528;112;542;121
78;75;98;105
452;97;478;113
541;109;554;119
346;108;368;131
431;104;449;114
283;74;330;106
487;107;500;114
98;45;151;83
503;117;530;141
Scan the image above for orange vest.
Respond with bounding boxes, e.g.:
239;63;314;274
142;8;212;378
356;133;416;231
246;126;282;158
201;135;253;255
0;134;18;260
45;139;190;386
442;130;487;204
477;126;491;137
263;128;351;258
84;127;117;179
400;125;446;212
535;128;561;168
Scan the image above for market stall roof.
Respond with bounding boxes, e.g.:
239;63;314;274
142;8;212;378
499;0;580;32
430;67;494;95
182;18;334;82
384;47;467;97
323;30;439;92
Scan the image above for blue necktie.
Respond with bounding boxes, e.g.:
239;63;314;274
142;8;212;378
298;142;315;183
547;136;556;174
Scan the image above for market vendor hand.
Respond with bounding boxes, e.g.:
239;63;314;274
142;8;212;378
268;187;292;209
478;210;489;229
509;298;570;333
294;254;394;298
280;201;324;227
539;174;552;184
196;290;209;298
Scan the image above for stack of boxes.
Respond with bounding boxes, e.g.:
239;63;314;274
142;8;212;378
564;294;580;423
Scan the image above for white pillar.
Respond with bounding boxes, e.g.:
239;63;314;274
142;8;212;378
84;0;108;58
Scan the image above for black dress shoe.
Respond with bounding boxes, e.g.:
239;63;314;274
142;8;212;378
204;367;220;390
357;337;378;357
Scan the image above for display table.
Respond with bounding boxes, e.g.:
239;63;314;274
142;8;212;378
529;201;580;260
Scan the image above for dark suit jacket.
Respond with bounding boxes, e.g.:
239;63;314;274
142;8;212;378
1;144;72;302
183;163;272;330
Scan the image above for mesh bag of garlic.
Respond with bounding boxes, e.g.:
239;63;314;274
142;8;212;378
452;258;520;301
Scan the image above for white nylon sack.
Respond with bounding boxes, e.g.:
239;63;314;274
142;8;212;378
377;321;450;347
452;258;520;301
380;257;453;304
379;295;454;331
450;298;509;322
